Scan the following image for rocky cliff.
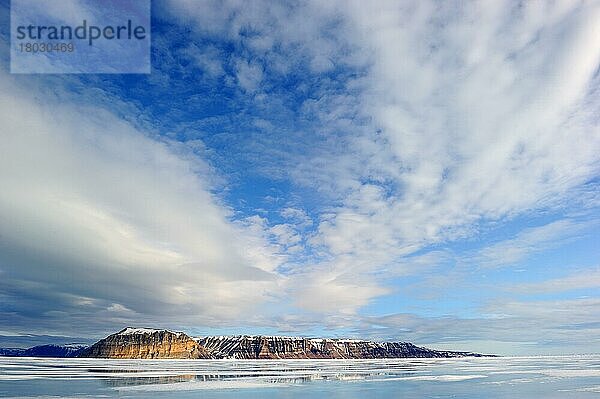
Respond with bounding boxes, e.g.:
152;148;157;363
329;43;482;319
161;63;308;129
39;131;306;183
197;335;476;359
78;328;211;359
48;327;484;359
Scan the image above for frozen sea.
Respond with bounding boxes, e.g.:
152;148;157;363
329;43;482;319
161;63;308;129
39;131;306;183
1;355;599;398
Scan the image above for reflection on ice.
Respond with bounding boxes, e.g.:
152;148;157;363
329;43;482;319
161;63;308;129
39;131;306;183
1;355;599;396
0;357;431;384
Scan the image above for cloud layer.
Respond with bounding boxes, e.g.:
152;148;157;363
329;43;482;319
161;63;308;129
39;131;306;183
0;0;598;354
0;76;283;336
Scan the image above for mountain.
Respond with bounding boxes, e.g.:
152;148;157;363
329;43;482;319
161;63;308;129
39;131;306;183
0;344;88;357
197;335;476;359
78;328;212;359
0;348;26;357
1;327;486;359
75;327;484;359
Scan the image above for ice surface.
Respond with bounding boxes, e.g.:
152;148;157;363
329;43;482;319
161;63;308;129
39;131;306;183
1;355;600;398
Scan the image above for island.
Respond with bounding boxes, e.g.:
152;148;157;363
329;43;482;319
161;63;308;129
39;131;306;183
0;327;489;359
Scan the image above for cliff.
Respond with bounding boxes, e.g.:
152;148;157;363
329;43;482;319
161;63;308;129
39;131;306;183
78;328;211;359
197;335;476;359
1;328;484;359
73;328;482;359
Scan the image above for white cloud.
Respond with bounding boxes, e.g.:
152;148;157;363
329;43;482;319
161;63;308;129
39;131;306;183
235;59;263;93
2;0;599;353
0;75;282;336
292;0;600;312
184;44;225;78
292;276;390;315
279;207;313;228
14;0;94;25
165;0;600;319
512;267;600;294
363;297;600;355
470;218;596;269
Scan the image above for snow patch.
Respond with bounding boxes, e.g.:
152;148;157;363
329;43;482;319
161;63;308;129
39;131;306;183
118;328;183;337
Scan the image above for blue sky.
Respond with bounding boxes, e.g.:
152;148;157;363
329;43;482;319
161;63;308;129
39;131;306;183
0;0;599;355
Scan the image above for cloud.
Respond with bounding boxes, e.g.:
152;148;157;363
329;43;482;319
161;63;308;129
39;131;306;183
468;218;597;269
1;0;598;354
14;0;94;25
0;74;282;336
184;43;225;78
292;275;390;315
294;0;600;311
235;59;263;93
163;0;600;321
279;208;313;228
362;296;600;355
512;267;600;294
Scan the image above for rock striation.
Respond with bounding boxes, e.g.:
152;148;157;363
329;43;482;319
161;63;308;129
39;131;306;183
73;328;483;359
0;327;486;359
78;328;211;359
197;335;477;359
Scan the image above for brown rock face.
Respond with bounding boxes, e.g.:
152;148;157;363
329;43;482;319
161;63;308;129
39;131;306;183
78;328;483;359
79;328;211;359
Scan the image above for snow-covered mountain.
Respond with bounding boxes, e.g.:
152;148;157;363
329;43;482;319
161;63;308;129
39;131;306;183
76;327;483;359
0;344;88;358
79;328;211;359
1;327;486;359
196;335;478;359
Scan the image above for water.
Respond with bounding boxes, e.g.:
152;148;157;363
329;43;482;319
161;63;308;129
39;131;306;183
1;355;599;398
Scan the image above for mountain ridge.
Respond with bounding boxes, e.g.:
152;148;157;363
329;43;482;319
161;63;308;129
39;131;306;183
1;327;491;359
0;344;88;358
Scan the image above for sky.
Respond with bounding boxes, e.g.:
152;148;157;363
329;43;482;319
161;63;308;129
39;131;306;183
0;0;599;356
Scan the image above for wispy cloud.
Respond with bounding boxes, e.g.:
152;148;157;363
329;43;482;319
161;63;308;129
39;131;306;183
361;296;600;355
290;0;599;313
0;0;598;354
512;267;600;294
468;218;597;269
